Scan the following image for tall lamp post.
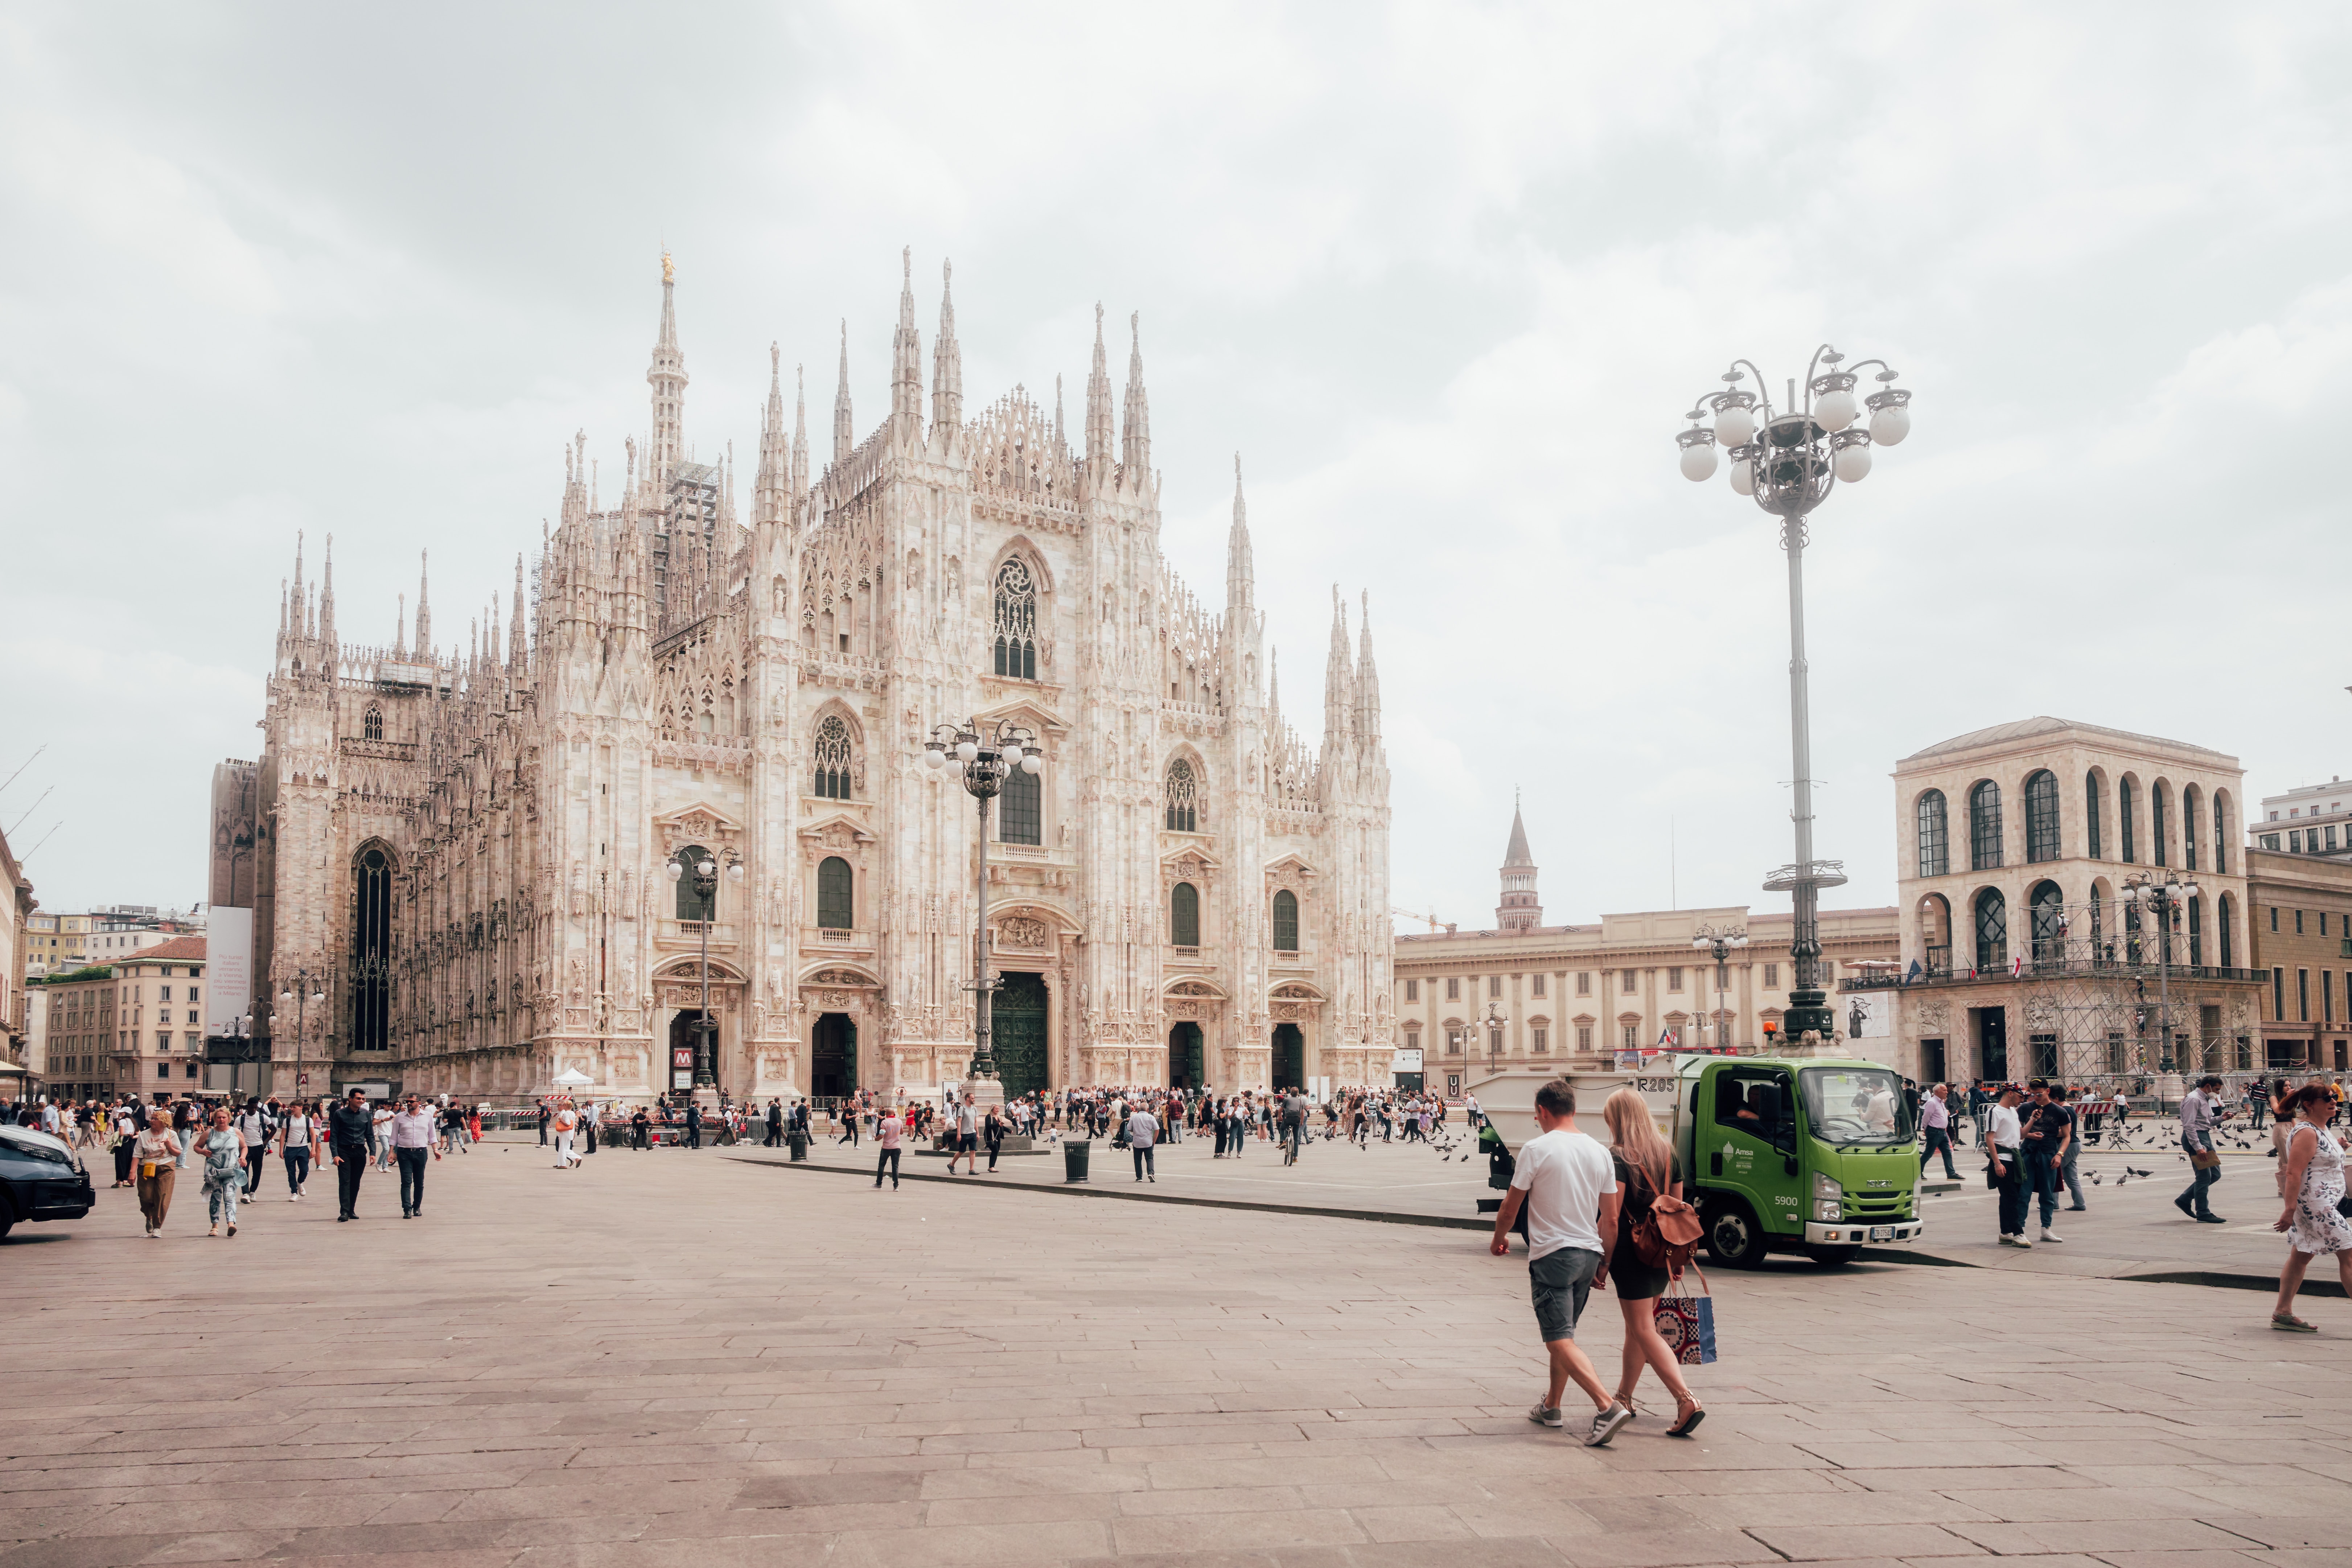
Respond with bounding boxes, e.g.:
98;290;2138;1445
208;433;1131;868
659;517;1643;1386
1678;346;1914;1043
1691;923;1748;1052
665;848;744;1098
1483;1001;1508;1080
2123;872;2199;1075
276;968;327;1103
922;719;1042;1106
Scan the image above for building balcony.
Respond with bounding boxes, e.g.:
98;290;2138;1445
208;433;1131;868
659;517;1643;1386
1841;951;2267;992
657;919;739;954
339;737;419;761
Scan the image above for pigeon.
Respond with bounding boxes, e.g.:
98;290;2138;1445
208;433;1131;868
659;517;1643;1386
2090;1172;2103;1184
2117;1175;2129;1186
2129;1167;2153;1177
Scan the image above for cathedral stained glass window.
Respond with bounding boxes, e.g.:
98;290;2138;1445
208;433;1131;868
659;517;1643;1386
813;715;853;799
993;559;1037;679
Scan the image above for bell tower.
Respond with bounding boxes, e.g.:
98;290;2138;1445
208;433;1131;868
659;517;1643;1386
1497;795;1542;931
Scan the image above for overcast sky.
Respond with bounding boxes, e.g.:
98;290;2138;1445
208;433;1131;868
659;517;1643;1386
3;5;2348;931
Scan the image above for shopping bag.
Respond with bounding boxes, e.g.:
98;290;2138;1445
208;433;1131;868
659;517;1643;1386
1653;1272;1718;1365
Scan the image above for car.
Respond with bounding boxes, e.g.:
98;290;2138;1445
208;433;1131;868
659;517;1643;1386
0;1124;97;1239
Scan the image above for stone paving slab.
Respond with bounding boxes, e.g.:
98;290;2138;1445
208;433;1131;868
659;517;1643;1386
4;1140;2350;1567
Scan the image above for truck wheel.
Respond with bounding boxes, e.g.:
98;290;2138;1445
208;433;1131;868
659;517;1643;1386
1703;1201;1768;1269
1805;1245;1859;1267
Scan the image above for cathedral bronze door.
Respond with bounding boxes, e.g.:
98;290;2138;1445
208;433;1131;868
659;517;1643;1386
812;1013;855;1099
993;972;1048;1098
1167;1022;1202;1090
1272;1023;1304;1091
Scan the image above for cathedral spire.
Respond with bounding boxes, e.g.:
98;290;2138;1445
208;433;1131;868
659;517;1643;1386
931;257;962;438
510;554;527;665
832;320;854;466
756;342;786;526
318;534;336;653
1226;453;1254;610
1084;303;1113;480
1053;374;1065;459
1121;311;1150;478
289;531;305;638
647;251;687;493
415;550;432;658
1355;590;1380;742
1322;584;1353;745
890;246;923;441
791;362;809;508
395;593;406;659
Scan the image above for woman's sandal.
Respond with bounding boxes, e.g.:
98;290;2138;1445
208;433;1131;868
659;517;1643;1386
1612;1392;1642;1421
1666;1397;1707;1437
2272;1312;2318;1333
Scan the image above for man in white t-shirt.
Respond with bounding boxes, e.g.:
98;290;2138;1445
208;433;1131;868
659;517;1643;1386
1988;1086;2027;1246
1489;1077;1631;1446
946;1095;981;1175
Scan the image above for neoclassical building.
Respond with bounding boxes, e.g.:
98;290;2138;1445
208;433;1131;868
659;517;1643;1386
244;254;1393;1102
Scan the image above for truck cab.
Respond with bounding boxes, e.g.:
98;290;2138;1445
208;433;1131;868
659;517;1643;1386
1671;1054;1924;1267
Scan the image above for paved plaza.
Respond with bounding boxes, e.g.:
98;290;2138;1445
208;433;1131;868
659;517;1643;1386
6;1135;2352;1568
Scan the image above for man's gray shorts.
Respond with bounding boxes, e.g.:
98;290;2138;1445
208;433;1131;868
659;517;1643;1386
1528;1246;1601;1343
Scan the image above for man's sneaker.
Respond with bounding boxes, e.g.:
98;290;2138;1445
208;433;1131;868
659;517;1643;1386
2174;1195;2196;1218
1527;1403;1564;1429
2196;1213;2227;1224
1998;1233;2032;1247
2039;1228;2064;1243
1586;1402;1635;1448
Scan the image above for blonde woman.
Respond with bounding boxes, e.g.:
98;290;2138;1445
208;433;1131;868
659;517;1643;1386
200;1105;250;1238
133;1110;184;1237
1600;1088;1704;1436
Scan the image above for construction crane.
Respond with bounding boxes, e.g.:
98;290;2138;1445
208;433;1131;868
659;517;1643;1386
1391;904;1445;933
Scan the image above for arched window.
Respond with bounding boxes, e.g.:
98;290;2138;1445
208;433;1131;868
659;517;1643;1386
817;856;854;931
1169;881;1199;947
2152;783;2170;867
812;715;854;799
2024;770;2059;864
1916;790;1948;878
1974;886;2007;973
992;559;1037;680
351;846;392;1052
998;764;1041;845
2182;784;2201;872
362;704;383;741
2213;791;2230;875
2188;893;2204;967
2119;778;2137;863
2219;892;2235;967
2028;880;2064;966
2085;773;2103;859
1165;759;1198;832
1272;889;1299;953
674;844;716;921
1969;781;2004;871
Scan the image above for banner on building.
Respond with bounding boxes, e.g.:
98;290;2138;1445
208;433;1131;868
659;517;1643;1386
206;906;253;1037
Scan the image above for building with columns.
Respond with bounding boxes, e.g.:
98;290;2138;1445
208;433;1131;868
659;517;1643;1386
1394;811;1897;1099
244;253;1392;1103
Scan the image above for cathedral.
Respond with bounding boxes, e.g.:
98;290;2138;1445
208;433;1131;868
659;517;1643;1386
243;252;1394;1104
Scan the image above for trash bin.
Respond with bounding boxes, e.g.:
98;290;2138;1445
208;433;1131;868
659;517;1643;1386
1063;1138;1090;1184
787;1130;808;1163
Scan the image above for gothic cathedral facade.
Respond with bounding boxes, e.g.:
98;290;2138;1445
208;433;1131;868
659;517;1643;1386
247;255;1393;1103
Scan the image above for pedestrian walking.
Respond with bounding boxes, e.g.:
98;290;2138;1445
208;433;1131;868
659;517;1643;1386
200;1106;248;1238
108;1104;136;1189
1600;1087;1704;1437
946;1095;979;1175
632;1103;651;1149
2176;1073;2227;1224
329;1088;377;1221
134;1110;182;1237
1919;1083;1960;1180
985;1106;1007;1173
2271;1083;2352;1332
551;1100;582;1168
1989;1086;2030;1247
2057;1087;2087;1211
765;1099;783;1148
277;1101;317;1200
1487;1077;1632;1447
1128;1101;1158;1182
874;1106;904;1189
684;1101;702;1150
235;1099;272;1195
537;1098;551;1146
391;1095;439;1217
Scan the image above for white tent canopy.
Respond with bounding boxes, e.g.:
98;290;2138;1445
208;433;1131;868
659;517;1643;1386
550;1068;593;1088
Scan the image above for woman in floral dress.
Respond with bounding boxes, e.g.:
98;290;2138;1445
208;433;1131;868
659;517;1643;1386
200;1106;249;1238
2272;1083;2352;1331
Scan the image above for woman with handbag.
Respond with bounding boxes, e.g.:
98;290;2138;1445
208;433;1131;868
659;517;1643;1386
1600;1088;1705;1436
2270;1083;2352;1332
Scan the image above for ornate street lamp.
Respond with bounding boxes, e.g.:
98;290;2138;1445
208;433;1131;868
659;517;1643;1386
1691;923;1748;1051
1483;1001;1508;1080
1678;347;1914;1043
2123;872;2200;1074
666;848;744;1096
922;719;1042;1101
276;967;327;1102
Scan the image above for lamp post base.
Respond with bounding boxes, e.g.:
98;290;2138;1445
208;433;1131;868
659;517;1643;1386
959;1075;1006;1111
1781;991;1836;1041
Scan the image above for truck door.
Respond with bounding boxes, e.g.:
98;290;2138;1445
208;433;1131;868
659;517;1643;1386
1707;1065;1800;1235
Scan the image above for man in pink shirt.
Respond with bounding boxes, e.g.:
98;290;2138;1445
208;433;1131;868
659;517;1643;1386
873;1109;904;1190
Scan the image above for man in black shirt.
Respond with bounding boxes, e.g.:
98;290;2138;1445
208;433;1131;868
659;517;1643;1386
327;1088;378;1222
2018;1078;2073;1244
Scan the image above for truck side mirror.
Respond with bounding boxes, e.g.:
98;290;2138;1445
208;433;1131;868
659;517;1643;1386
1784;1155;1799;1177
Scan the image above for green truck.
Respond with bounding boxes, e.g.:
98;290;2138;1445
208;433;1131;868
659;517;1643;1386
1474;1053;1926;1267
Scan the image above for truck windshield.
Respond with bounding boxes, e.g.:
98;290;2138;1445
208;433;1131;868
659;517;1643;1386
1798;1067;1913;1147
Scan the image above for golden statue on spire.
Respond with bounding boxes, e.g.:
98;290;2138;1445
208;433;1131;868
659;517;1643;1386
662;249;674;285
